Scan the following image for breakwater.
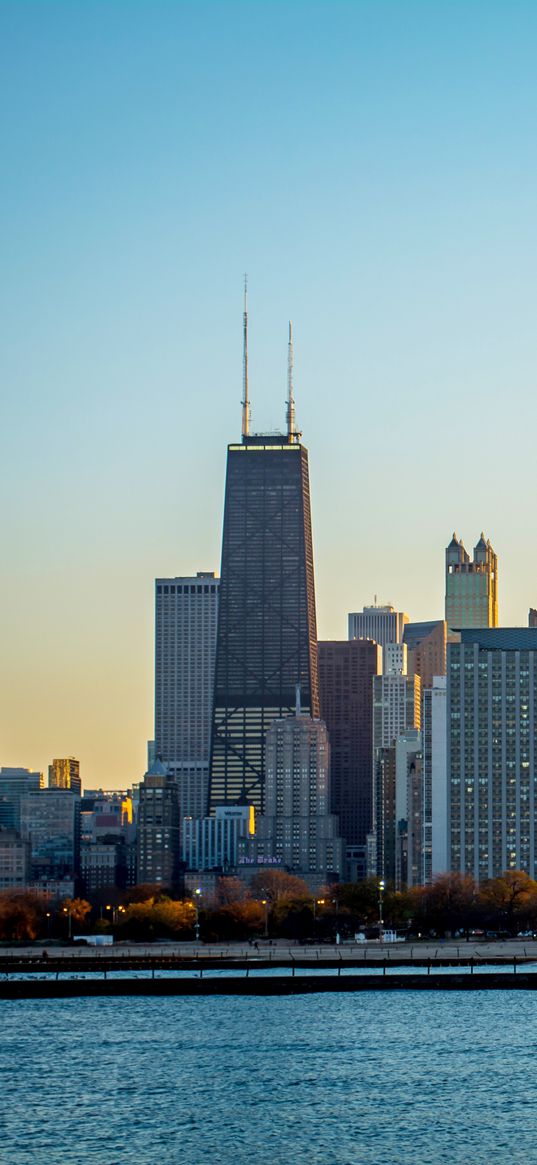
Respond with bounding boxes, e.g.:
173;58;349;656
2;969;537;998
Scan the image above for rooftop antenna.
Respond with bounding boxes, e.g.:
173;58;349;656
286;320;296;441
241;274;250;439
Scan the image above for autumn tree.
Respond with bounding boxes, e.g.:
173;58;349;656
215;877;251;906
203;901;264;941
250;870;310;904
410;873;477;937
0;891;47;942
62;897;91;932
477;871;537;935
118;897;195;940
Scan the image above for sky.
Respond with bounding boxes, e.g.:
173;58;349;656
2;0;537;789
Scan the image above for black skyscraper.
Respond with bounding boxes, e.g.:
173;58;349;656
208;311;319;815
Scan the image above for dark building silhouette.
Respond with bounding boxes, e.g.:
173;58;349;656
136;760;181;887
209;311;319;815
318;639;381;866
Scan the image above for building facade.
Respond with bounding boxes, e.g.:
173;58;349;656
253;709;343;880
136;760;181;887
48;757;81;795
209;429;319;816
445;533;498;632
448;628;537;880
370;645;420;878
348;605;409;649
318;638;382;874
404;621;447;690
155;572;219;820
19;789;80;885
183;804;255;871
0;768;44;831
423;676;448;880
0;829;31;890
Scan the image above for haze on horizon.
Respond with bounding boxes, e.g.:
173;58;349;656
2;0;536;789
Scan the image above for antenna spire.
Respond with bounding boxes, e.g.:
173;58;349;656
286;320;296;441
241;275;250;439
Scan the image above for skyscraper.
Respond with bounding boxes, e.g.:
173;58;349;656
154;572;219;818
208;308;319;815
445;533;498;632
348;604;409;648
370;644;420;877
255;705;343;881
136;759;181;887
318;638;382;875
49;757;81;796
448;628;537;880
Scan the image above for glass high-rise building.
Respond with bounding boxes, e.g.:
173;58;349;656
208;311;319;815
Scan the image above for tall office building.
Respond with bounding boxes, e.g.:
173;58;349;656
373;644;421;752
370;644;420;877
155;572;219;819
136;759;181;887
49;757;81;796
348;605;409;648
318;639;382;875
209;311;319;815
254;706;343;881
449;628;537;880
423;676;448;880
0;768;44;831
445;533;498;632
403;621;447;689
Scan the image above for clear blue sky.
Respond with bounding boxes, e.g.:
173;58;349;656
2;0;537;787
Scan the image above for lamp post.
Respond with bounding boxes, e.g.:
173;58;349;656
194;887;202;942
313;897;325;937
46;911;51;938
63;904;72;941
261;898;269;938
378;879;385;944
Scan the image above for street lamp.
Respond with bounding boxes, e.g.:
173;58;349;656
194;887;202;942
378;879;385;943
313;898;325;936
63;905;72;941
261;898;269;938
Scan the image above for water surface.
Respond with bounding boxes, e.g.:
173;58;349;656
1;991;536;1164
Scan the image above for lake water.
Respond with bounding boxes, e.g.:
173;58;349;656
1;990;536;1164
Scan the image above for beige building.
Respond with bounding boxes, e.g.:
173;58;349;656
445;533;498;633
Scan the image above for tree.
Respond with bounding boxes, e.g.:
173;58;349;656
62;897;91;932
0;891;47;942
203;901;264;941
410;873;477;937
250;870;310;904
478;871;537;935
215;877;251;906
118;897;195;941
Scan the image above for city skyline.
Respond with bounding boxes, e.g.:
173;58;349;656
3;1;537;787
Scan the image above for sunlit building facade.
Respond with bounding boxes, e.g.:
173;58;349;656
445;533;498;633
